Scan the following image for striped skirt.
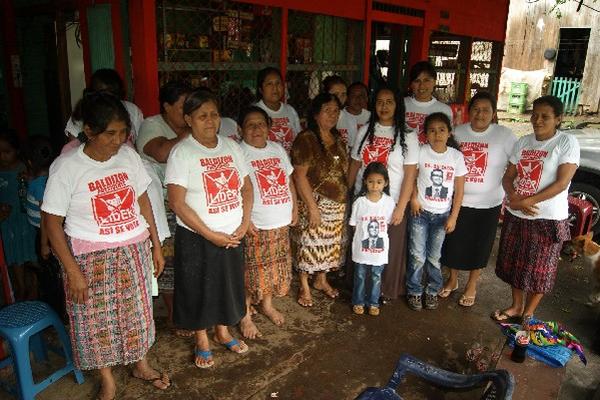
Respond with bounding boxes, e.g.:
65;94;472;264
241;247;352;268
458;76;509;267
63;239;155;370
244;226;292;303
291;194;347;274
495;212;570;293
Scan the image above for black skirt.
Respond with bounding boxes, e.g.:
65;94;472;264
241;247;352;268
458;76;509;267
173;225;246;330
441;205;501;270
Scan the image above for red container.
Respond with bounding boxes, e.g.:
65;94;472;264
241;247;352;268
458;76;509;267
568;196;594;237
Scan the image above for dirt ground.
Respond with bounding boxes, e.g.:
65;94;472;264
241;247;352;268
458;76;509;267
2;228;596;400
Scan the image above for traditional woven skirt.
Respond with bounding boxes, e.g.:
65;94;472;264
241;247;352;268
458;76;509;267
157;205;176;292
243;226;291;303
173;226;245;330
291;194;347;274
381;215;409;299
441;205;501;270
63;239;155;370
495;212;570;293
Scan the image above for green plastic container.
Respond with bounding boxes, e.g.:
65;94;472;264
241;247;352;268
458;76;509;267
510;82;528;96
509;92;527;106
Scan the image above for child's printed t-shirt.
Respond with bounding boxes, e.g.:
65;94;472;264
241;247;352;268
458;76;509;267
350;194;396;266
507;131;580;221
416;144;467;214
338;109;359;150
240;141;294;230
351;123;419;201
454;123;518;208
26;175;48;228
165;136;249;235
218;117;240;142
255;100;301;153
404;96;453;145
42;145;151;242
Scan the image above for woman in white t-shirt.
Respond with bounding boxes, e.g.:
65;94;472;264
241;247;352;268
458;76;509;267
407;113;466;311
492;96;579;324
43;93;169;399
322;75;358;150
166;90;253;368
254;67;301;152
236;106;297;340
439;92;518;307
136;81;193;336
63;69;143;153
345;81;371;130
403;61;453;145
348;86;419;302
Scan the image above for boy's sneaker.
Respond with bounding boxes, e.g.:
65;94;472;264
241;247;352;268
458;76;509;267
368;306;380;316
407;294;422;311
353;305;365;315
424;293;439;310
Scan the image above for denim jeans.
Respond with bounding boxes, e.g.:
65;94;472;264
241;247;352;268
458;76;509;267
352;263;385;307
406;210;449;296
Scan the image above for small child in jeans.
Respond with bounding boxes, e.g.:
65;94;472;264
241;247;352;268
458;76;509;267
349;162;396;316
407;112;466;311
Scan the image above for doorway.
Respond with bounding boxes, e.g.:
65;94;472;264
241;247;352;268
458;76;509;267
369;22;411;93
555;27;590;79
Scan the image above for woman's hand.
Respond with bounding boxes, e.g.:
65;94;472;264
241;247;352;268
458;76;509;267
152;245;165;278
390;205;405;226
246;221;259;237
209;231;242;248
231;220;250;241
40;243;51;260
67;269;89;304
445;215;457;233
308;205;321;229
410;198;422;217
509;195;539;216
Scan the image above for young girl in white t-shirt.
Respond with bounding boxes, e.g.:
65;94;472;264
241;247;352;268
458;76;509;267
350;162;396;316
406;112;466;311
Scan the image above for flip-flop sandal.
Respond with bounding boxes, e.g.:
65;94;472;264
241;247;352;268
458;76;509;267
132;371;171;390
215;338;248;354
458;294;476;307
194;348;214;368
438;284;459;298
490;309;521;323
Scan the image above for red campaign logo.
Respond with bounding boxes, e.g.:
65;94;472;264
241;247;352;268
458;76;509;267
91;186;136;227
361;137;393;167
203;167;241;207
516;159;544;195
463;149;488;179
406;112;427;144
255;167;289;203
269;120;294;151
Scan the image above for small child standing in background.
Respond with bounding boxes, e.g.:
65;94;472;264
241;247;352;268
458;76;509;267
406;113;466;311
350;162;396;316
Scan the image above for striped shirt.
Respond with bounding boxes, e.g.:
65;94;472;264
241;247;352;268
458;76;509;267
26;175;47;228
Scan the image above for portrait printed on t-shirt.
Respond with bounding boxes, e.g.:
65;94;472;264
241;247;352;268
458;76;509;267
425;168;448;200
361;218;385;252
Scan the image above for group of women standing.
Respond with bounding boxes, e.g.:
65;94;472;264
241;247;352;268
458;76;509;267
38;61;579;399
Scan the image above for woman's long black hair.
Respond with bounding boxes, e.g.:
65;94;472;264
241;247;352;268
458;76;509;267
356;86;407;156
306;92;342;152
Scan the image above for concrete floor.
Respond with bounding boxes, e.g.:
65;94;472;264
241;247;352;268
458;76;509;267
4;230;600;400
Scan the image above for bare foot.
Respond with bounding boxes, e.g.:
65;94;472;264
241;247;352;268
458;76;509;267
96;381;116;400
240;314;262;339
297;287;313;307
132;367;170;390
261;304;285;326
249;305;258;316
313;280;339;298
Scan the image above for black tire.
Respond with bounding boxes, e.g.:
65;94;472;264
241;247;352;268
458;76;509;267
569;182;600;236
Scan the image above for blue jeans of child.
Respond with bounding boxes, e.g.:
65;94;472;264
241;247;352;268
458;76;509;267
352;263;385;307
406;210;449;296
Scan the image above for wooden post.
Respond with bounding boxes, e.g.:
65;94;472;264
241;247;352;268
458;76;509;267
362;0;372;84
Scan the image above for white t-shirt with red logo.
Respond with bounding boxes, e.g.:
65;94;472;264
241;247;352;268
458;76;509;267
454;123;518;208
338;109;359;150
507;131;580;220
240;141;294;230
255;100;301;153
346;108;371;131
42;144;151;242
351;123;419;202
416;144;467;214
218;117;240;142
165;136;249;235
349;194;396;266
404;96;453;145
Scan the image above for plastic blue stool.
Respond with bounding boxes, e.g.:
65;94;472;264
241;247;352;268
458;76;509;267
0;301;84;399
